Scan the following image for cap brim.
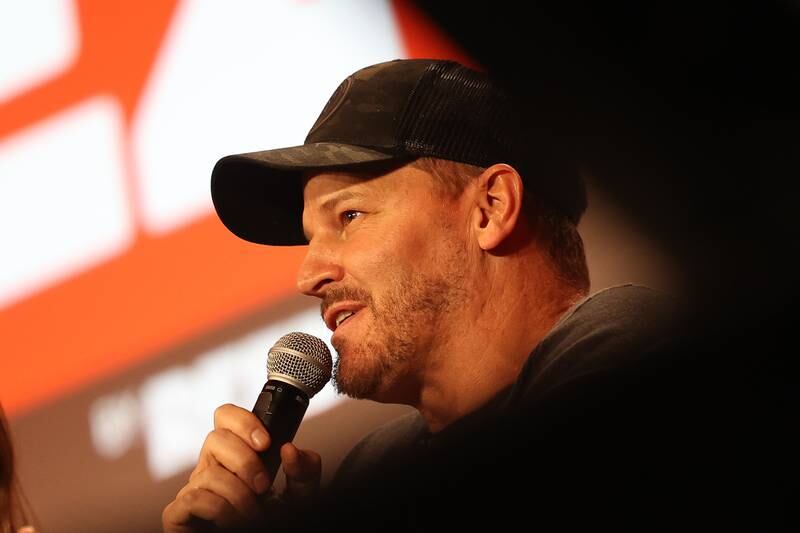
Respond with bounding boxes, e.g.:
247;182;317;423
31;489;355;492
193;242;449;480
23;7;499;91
211;142;400;245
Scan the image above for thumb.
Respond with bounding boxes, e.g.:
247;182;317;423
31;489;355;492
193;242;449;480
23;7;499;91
280;443;321;501
18;527;36;533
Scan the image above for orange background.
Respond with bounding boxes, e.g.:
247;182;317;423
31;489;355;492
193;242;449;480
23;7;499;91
0;0;475;417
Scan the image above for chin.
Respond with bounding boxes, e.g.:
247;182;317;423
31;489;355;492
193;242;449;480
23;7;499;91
331;352;381;399
332;329;415;401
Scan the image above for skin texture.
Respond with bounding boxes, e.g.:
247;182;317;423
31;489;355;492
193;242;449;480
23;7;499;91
300;167;471;404
163;162;583;532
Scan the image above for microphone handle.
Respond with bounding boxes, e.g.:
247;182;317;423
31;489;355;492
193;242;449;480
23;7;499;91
251;379;310;480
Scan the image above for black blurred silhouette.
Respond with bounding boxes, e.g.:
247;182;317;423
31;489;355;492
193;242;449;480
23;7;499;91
406;0;793;529
416;0;798;310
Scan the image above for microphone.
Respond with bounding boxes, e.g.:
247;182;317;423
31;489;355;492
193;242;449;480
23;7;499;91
251;332;332;481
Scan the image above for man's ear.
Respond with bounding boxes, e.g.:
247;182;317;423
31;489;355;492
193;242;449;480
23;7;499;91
471;164;524;251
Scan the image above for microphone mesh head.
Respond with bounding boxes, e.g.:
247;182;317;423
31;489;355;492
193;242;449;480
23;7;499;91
267;332;332;397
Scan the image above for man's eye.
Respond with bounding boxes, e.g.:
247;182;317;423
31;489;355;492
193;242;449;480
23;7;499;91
340;210;362;225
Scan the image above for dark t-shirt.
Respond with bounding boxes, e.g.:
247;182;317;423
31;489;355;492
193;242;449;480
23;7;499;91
274;284;743;531
332;284;680;485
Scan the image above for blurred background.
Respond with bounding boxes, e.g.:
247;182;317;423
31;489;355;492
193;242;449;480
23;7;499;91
1;1;792;532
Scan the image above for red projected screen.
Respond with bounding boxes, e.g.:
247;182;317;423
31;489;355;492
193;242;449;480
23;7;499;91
0;0;473;418
0;2;482;532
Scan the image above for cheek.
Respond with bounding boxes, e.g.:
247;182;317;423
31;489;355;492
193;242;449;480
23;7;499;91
342;208;462;287
339;230;418;296
376;230;433;276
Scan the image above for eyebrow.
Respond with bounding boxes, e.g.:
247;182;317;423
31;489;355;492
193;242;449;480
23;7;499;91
319;190;368;212
303;189;368;241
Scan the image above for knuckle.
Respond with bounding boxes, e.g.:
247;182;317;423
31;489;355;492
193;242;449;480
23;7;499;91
230;452;259;479
229;490;254;516
199;429;219;457
161;500;176;523
213;403;236;426
176;482;194;500
197;433;220;463
202;429;262;480
181;487;203;507
220;430;258;470
188;464;210;487
306;451;322;468
204;428;221;447
210;495;228;516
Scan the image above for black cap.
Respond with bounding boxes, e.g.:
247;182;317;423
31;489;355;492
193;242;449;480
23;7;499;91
211;58;586;245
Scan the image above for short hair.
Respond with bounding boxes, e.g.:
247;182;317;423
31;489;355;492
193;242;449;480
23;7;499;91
410;157;590;293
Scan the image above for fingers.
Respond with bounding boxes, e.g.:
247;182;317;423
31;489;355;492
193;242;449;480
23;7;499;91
281;443;322;501
198;427;270;494
185;462;265;523
213;403;270;451
164;461;267;533
163;487;239;532
162;403;274;532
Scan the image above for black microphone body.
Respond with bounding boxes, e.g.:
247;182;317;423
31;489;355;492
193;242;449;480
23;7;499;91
248;332;332;481
252;379;310;479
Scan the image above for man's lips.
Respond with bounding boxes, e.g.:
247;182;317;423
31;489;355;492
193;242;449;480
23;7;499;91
323;301;366;332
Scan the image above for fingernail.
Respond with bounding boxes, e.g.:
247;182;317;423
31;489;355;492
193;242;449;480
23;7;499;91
253;472;269;494
18;526;36;533
251;429;268;449
282;443;297;461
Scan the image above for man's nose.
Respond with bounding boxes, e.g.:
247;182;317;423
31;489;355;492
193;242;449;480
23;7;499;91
296;239;344;297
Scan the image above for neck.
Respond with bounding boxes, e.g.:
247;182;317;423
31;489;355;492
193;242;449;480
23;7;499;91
413;252;583;433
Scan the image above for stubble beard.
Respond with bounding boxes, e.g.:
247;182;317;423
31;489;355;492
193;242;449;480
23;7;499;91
331;262;467;401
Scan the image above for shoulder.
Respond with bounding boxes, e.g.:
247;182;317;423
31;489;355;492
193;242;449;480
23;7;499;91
555;283;678;339
513;284;685;404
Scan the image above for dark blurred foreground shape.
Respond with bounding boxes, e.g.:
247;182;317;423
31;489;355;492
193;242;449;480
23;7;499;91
404;0;794;529
415;0;798;309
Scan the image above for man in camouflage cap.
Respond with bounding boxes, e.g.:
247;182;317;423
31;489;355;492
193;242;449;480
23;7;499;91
164;58;683;532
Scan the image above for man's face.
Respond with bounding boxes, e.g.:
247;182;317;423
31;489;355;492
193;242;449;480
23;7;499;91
298;164;471;402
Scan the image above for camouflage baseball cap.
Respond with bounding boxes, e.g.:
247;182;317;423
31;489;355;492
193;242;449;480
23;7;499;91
211;58;586;245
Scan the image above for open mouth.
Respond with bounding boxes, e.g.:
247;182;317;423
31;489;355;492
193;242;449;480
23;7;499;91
335;310;356;329
324;301;366;333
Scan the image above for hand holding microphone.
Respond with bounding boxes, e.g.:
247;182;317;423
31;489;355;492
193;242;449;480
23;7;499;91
162;332;332;532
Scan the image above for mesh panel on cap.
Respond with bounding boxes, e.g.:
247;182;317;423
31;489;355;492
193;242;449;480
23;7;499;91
397;61;514;168
396;61;586;225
